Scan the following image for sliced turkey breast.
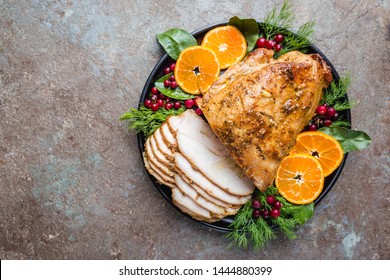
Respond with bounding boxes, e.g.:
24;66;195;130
143;152;175;189
176;131;255;196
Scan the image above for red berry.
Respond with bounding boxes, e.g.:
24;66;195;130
169;63;176;72
158;93;165;100
194;107;203;115
173;101;181;109
170;81;178;89
274;34;285;43
144;99;152;108
316;105;328;115
332;112;339;120
266;196;275;205
273;201;282;209
150;103;159;111
265;40;276;49
252;209;261;219
165;102;173;110
256;37;266;48
326;107;337;118
324;119;332;126
165;97;171;102
151;87;159;95
308;123;318;131
169;75;176;81
252;199;261;209
163;67;171;74
164;80;171;88
150;95;158;102
270;208;280;218
157;99;164;107
184;99;195;109
261;209;270;219
274;44;282;52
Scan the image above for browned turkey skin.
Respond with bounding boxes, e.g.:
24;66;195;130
199;48;332;191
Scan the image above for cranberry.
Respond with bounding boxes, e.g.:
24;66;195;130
326;107;337;118
332;112;339;120
261;209;270;219
252;209;261;219
274;44;282;52
150;95;158;102
173;101;181;109
184;99;195;109
144;99;152;108
256;37;266;48
316;105;328;115
163;67;171;74
170;81;178;89
169;63;176;72
165;97;171;102
194;107;203;115
164;80;171;88
169;75;176;81
252;199;261;209
165;102;173;110
273;201;282;209
274;34;285;43
265;40;276;49
308;123;318;131
157;99;165;107
323;119;332;126
150;103;159;111
158;93;165;100
270;208;280;218
266;196;275;205
151;87;159;95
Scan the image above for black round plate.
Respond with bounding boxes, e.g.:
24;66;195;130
137;22;351;232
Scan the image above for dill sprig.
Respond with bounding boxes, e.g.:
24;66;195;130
227;186;313;250
261;0;295;39
321;74;355;111
120;105;185;137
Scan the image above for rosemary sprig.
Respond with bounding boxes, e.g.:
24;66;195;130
120;105;185;137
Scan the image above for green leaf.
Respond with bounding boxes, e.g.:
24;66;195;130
319;126;372;153
291;203;314;225
157;28;197;60
228;16;259;53
155;73;193;100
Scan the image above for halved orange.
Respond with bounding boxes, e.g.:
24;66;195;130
276;154;325;204
174;46;220;95
290;131;344;177
201;25;247;69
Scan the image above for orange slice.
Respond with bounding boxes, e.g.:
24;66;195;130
174;46;220;95
201;25;247;69
290;131;344;177
276;154;325;204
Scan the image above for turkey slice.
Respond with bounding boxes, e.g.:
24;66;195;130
143;152;175;189
148;134;175;170
175;174;236;217
177;131;255;196
171;188;218;222
174;152;251;205
152;128;174;162
145;138;175;178
168;110;230;157
160;122;177;151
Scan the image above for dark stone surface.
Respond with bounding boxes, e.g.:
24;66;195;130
0;0;388;259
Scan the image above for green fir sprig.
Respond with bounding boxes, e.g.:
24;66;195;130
120;105;185;137
321;74;355;111
227;186;313;250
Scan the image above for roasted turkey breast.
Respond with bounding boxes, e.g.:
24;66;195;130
199;48;332;191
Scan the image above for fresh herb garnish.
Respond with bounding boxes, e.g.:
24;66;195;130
319;126;372;153
227;186;314;249
321;74;355;110
120;105;185;137
157;28;197;60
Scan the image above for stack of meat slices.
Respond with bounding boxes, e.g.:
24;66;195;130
143;110;255;222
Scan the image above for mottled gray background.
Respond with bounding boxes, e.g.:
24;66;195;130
0;0;389;259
